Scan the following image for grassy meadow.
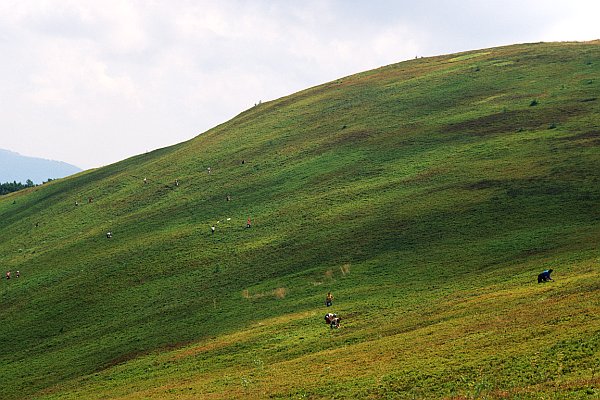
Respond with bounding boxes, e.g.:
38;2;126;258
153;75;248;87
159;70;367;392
0;41;599;399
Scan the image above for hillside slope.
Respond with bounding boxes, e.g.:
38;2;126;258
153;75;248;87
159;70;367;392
1;41;599;399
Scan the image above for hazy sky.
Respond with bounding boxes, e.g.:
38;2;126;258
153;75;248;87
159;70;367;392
0;1;598;169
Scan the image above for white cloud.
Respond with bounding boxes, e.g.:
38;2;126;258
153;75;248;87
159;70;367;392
26;41;137;111
540;1;600;42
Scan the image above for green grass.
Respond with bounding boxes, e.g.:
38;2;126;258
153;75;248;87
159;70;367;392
1;41;599;399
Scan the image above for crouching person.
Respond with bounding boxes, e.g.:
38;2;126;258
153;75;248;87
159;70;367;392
324;313;340;329
537;269;553;283
330;316;341;329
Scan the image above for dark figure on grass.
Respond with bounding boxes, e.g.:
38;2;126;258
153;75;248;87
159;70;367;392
538;269;554;283
325;292;334;307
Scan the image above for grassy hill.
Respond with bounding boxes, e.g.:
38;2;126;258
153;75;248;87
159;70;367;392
1;41;599;399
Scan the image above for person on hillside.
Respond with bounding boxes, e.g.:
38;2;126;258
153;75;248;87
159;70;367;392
324;313;340;328
88;197;93;203
246;218;251;228
144;177;148;184
75;200;79;206
330;315;341;329
106;231;113;239
175;179;179;187
207;167;211;174
15;271;20;278
538;269;554;283
325;292;334;307
226;195;231;202
6;271;11;280
211;226;216;234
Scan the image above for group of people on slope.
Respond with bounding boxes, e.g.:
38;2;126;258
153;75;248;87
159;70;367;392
143;174;252;236
211;218;251;234
101;173;253;239
320;268;555;330
323;291;341;329
5;271;20;279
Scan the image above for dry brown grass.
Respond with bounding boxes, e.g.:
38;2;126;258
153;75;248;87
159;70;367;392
340;263;350;275
242;287;287;300
273;287;287;299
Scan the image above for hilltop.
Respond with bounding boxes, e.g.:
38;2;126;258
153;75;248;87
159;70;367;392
0;41;599;399
0;148;81;184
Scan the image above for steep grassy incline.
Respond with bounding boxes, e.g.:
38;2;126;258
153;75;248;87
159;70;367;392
1;41;599;399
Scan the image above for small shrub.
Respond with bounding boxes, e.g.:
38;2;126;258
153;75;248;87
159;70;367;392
530;99;539;106
241;376;251;390
340;263;351;275
273;287;287;299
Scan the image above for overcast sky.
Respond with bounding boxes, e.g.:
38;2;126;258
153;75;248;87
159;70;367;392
0;0;598;169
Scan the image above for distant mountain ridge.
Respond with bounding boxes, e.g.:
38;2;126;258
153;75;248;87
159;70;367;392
0;148;81;184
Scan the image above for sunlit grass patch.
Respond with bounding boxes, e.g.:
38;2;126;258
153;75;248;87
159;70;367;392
448;51;492;62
